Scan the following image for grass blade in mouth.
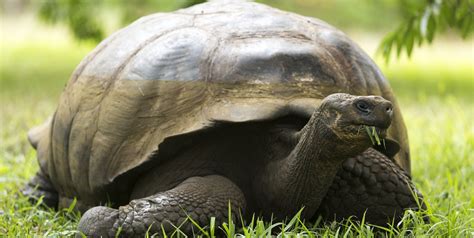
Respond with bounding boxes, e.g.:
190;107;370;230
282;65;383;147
365;126;376;145
365;126;384;146
371;126;381;145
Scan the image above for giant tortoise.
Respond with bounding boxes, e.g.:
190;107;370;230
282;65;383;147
23;0;424;236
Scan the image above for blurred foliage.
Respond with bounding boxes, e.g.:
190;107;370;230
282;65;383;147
35;0;402;42
37;0;205;42
31;0;474;62
38;0;105;42
379;0;473;61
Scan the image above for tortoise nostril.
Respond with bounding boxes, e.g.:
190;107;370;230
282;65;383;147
384;104;393;118
384;102;393;113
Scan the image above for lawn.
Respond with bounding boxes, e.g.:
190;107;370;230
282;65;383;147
1;25;473;236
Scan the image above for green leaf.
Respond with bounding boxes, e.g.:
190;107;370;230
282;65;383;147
255;220;265;235
427;13;437;43
441;0;455;25
186;214;208;236
282;208;304;233
209;217;215;237
377;32;396;63
160;224;168;238
461;13;473;38
396;26;406;57
378;36;392;63
222;201;235;237
414;18;424;46
420;6;432;38
115;226;123;238
66;198;76;213
455;0;469;23
404;20;415;57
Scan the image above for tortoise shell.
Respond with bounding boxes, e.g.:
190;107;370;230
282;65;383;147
32;0;409;203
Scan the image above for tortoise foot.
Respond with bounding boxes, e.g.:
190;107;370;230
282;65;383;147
77;206;119;238
78;175;246;237
317;148;426;226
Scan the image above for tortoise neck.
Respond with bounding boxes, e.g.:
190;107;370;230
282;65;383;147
260;109;349;218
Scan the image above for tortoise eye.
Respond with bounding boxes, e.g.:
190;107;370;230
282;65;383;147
355;101;371;113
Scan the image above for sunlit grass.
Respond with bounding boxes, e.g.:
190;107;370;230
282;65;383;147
0;42;92;100
1;23;473;236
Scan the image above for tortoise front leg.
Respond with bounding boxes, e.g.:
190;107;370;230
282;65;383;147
316;148;426;226
77;175;246;237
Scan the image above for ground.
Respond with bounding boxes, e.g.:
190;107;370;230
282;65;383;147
0;27;472;236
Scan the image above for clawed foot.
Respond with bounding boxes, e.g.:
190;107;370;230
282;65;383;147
77;175;246;237
77;206;119;238
316;148;425;225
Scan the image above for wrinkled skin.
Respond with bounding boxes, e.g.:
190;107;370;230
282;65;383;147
24;94;424;237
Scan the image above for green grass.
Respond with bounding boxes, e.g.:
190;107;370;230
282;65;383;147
1;35;473;236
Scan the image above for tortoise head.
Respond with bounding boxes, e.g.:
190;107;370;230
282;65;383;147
317;93;393;145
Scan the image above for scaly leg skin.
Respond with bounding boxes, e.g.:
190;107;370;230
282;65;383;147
22;171;59;208
77;175;246;237
316;148;425;226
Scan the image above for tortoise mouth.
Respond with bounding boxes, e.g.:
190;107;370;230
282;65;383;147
358;125;387;138
337;123;388;142
355;124;388;146
341;123;388;138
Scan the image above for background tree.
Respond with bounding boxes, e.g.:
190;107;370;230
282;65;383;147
37;0;473;61
379;0;473;61
37;0;206;43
